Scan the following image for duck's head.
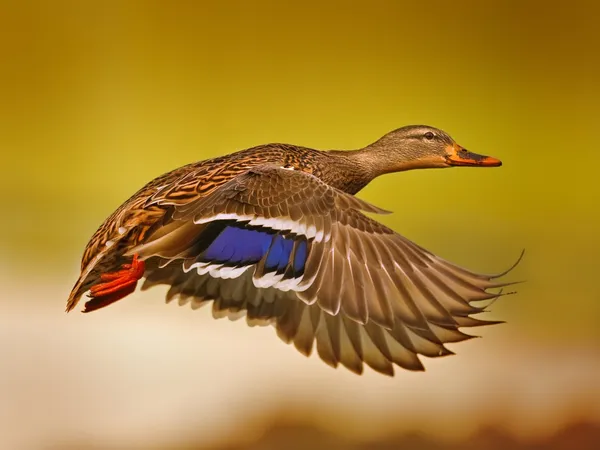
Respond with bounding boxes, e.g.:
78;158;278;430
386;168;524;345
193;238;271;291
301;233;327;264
364;125;502;174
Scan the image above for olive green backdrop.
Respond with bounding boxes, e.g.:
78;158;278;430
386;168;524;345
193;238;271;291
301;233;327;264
0;1;598;449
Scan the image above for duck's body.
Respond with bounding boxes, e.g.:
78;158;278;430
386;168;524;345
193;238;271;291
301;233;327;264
70;144;370;309
67;125;516;376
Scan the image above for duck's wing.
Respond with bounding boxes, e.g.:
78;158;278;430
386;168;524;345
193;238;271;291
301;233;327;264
133;165;519;375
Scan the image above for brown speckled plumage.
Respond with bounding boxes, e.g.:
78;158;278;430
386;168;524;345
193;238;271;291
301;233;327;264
70;144;370;308
67;125;519;376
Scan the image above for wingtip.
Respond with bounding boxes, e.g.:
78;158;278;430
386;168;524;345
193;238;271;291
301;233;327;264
491;248;525;279
367;202;393;215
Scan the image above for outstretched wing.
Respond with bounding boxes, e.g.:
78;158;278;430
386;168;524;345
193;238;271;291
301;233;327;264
133;165;518;375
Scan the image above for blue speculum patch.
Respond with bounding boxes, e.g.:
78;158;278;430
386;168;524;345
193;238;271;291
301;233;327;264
201;221;308;275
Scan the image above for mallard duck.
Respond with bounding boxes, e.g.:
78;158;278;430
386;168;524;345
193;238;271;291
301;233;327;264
67;125;519;376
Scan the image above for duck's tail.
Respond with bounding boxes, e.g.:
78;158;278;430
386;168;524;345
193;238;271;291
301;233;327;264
66;232;142;313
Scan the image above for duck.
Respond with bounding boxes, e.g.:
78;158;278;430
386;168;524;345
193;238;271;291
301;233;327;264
66;125;520;376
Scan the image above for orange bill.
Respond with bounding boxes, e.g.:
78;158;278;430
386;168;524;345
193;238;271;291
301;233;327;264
445;144;502;167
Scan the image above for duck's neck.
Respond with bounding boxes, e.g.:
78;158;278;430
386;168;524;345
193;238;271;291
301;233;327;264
324;143;419;194
314;149;368;194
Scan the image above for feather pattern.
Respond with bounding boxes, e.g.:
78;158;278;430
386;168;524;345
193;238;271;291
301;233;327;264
67;125;521;376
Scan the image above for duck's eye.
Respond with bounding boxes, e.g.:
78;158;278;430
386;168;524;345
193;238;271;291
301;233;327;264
424;132;435;140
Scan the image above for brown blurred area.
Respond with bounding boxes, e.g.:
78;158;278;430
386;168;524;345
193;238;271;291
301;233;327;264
1;1;599;449
52;420;600;450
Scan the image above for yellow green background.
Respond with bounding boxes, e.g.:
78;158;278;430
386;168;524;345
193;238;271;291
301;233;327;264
1;1;598;449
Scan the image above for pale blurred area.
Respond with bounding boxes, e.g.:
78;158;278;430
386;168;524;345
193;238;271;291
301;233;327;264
1;1;599;449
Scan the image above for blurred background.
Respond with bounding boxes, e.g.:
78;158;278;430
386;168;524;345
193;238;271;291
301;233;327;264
1;1;599;449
